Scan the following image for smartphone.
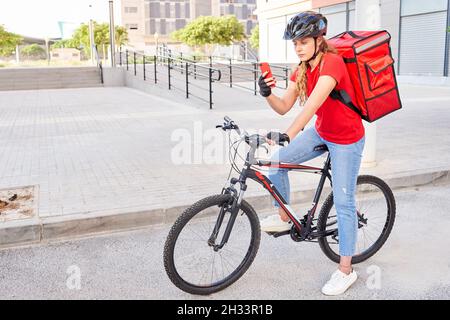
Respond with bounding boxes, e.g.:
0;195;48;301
259;62;275;88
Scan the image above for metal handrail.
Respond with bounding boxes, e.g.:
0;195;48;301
93;45;104;84
134;50;222;82
156;45;290;90
159;45;257;64
119;47;221;109
158;45;288;71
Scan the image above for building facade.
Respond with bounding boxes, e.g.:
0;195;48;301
120;0;258;50
219;0;258;35
256;0;450;80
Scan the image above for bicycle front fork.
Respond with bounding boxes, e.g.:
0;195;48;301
208;179;247;251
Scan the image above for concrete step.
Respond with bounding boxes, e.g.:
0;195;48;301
0;67;102;90
0;77;101;84
0;83;103;91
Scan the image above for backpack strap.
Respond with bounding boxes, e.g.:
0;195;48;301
318;55;364;119
330;89;364;118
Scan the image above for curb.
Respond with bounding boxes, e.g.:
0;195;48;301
1;168;449;250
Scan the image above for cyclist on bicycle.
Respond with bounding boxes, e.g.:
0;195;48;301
258;11;365;296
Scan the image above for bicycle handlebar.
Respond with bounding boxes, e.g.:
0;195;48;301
217;116;286;148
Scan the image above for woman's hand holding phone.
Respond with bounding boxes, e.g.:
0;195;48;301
258;62;277;97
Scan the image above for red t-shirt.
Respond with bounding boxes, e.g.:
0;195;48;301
290;53;364;144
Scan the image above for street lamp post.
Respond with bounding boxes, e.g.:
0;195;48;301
154;32;159;56
109;0;116;67
88;4;95;65
44;37;50;65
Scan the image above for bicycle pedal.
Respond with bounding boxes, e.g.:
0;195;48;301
269;230;290;238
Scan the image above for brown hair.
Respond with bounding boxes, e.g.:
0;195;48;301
295;38;337;105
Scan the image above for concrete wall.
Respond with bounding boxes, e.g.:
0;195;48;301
103;67;126;87
121;0;146;50
380;0;401;74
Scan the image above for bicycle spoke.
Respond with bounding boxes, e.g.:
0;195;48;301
362;226;380;243
220;252;239;270
219;252;226;281
210;252;216;285
185;225;208;242
220;248;246;265
177;237;209;242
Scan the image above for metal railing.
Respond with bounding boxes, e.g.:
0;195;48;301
93;45;104;84
119;47;221;109
157;44;291;95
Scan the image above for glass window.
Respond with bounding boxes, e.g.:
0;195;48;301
149;3;160;18
325;11;347;38
165;3;170;17
247;20;252;34
319;3;346;14
185;3;190;18
242;5;248;19
175;3;181;18
125;7;138;13
235;6;242;19
175;19;186;30
401;0;447;16
167;21;176;34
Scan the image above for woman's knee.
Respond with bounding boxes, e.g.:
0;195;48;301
333;191;356;213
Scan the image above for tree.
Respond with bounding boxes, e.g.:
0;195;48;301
21;44;46;59
51;38;78;49
115;26;128;47
54;22;128;57
0;25;22;56
172;15;245;53
250;25;259;49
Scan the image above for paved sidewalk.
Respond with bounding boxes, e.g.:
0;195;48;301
0;83;449;247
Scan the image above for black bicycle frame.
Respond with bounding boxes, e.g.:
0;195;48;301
211;149;336;250
249;157;332;236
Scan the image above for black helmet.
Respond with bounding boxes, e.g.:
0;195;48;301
283;11;327;40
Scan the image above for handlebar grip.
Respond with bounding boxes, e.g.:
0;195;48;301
224;116;232;123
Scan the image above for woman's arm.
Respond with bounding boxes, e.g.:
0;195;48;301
262;73;299;115
285;75;337;140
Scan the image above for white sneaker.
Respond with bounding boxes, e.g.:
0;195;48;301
321;269;358;296
260;214;292;233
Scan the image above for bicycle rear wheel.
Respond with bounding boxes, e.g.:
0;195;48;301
163;194;261;295
317;175;396;264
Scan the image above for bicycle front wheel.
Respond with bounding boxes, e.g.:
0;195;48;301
317;175;396;264
163;194;261;295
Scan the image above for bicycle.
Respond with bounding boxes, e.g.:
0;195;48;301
164;116;396;295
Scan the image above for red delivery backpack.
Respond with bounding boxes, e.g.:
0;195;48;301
327;30;402;122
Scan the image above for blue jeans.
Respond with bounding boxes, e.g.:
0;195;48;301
268;126;365;257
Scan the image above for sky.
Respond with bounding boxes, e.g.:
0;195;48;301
0;0;123;39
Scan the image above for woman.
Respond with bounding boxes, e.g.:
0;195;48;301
258;11;365;296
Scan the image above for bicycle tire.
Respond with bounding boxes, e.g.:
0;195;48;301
163;194;261;295
317;175;396;264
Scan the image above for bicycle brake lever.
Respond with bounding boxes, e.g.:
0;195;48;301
261;145;269;154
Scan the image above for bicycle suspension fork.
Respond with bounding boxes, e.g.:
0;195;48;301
209;168;249;251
